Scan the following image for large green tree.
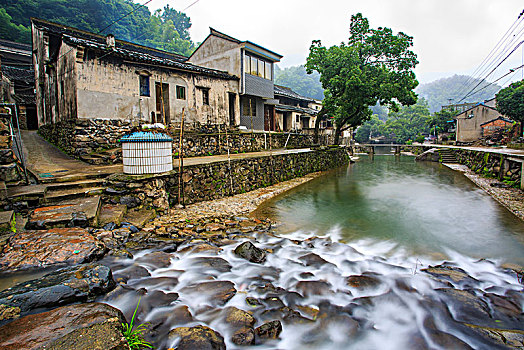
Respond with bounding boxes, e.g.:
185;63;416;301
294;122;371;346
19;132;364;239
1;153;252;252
496;80;524;124
0;0;195;56
306;13;419;144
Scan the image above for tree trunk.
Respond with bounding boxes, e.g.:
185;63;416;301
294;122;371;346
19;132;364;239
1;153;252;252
313;107;326;144
334;124;343;145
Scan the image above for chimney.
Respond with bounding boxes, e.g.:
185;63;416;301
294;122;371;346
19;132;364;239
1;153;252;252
106;34;115;49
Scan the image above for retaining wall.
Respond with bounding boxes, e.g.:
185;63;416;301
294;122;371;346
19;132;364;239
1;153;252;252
104;147;349;213
39;119;318;164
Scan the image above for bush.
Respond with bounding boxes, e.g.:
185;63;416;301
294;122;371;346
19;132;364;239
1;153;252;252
415;134;425;143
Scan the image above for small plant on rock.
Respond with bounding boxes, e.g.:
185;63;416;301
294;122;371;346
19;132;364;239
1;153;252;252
122;297;152;349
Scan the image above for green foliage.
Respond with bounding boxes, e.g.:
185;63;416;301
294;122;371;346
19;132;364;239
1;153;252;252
417;74;501;113
354;115;383;143
0;8;31;42
496;79;524;124
10;214;16;233
274;65;324;100
415;134;425;143
0;0;195;56
426;108;456;133
306;13;419;144
122;297;153;350
381;99;431;144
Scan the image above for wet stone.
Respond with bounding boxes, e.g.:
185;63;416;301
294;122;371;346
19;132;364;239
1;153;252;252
436;288;492;326
255;320;283;341
113;264;150;283
222;306;256;328
232;326;255;346
188;257;232;273
0;263;115;320
180;281;237;306
135;251;172;269
422;263;479;285
298;253;332;268
169;325;225;350
0;228;106;272
295;280;333;297
234;241;267;263
346;273;382;289
0;302;127;350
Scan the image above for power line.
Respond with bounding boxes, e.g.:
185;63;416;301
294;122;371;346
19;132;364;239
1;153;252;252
183;0;201;11
461;64;523;98
455;9;524;98
457;40;524;102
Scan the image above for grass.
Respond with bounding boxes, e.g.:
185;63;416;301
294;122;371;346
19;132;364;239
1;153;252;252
122;297;153;350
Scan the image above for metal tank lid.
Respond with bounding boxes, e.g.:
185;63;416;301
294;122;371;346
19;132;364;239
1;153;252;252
120;131;173;142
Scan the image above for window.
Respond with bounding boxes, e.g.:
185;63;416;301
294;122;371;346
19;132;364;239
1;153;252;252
202;88;209;105
264;62;272;80
176;85;186;100
242;97;256;117
139;75;150;96
245;53;272;80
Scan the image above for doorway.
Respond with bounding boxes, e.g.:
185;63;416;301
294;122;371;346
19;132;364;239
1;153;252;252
228;92;236;126
264;105;275;131
155;82;170;124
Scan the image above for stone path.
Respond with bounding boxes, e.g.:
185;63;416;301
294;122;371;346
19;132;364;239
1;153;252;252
420;143;524;159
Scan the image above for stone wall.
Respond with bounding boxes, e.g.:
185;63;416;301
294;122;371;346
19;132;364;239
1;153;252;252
104;147;348;213
39;119;317;164
454;149;521;186
0;111;23;184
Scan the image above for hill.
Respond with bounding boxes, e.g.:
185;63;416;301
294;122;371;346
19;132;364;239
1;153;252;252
416;75;501;113
0;0;195;56
274;65;324;100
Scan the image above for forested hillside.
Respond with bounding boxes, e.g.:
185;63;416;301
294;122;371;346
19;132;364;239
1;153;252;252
274;65;324;100
0;0;196;56
416;75;501;113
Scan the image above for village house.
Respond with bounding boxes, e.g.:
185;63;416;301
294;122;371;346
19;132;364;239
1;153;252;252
455;101;512;143
273;85;320;131
188;28;282;131
0;39;37;129
31;18;240;128
480;116;514;138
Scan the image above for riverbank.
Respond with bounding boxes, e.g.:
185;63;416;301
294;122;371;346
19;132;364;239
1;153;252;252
444;163;524;221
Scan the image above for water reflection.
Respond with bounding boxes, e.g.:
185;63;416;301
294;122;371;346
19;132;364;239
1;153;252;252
255;155;524;264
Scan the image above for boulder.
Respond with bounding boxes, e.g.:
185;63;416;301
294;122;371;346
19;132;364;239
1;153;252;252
169;325;225;350
422;264;479;286
0;228;106;272
0;263;115;321
255;320;282;341
25;196;101;229
298;253;332;268
135;251;172;269
180;281;236;306
346;273;382;289
234;241;266;263
0;302;129;350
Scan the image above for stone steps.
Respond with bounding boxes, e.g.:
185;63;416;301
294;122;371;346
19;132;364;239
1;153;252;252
439;149;458;163
44;186;105;204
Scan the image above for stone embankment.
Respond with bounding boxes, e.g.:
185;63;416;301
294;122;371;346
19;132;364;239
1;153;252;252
104;147;348;213
39;119;319;164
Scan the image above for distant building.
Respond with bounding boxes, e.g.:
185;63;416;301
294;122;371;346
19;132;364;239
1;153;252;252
273;85;319;131
480;116;513;138
0;39;37;129
31;18;239;128
188;28;282;131
455;102;511;142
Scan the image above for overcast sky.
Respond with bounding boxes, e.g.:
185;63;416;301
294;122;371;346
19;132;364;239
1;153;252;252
147;0;524;86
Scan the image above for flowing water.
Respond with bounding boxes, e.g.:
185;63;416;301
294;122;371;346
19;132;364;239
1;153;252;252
255;154;524;264
97;155;524;349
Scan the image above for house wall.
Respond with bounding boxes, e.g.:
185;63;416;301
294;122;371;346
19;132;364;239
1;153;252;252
188;35;241;77
481;119;513;137
74;52;239;125
245;73;273;99
240;95;264;130
456;106;501;142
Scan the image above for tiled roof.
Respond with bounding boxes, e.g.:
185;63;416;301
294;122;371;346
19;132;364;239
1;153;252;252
275;104;318;115
480;116;513;127
274;85;314;103
13;94;36;105
32;18;238;81
2;66;35;84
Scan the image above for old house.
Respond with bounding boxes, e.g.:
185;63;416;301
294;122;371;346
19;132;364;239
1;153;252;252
31;18;240;128
0;39;37;129
480;116;514;137
188;28;282;131
455;102;510;143
273;85;319;131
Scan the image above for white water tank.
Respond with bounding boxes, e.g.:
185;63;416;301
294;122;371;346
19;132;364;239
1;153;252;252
121;131;173;175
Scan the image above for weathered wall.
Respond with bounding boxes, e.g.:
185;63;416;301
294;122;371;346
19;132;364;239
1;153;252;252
188;35;241;77
76;55;239;125
454;149;521;186
105;147;349;212
456;106;502;143
0;112;23;184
